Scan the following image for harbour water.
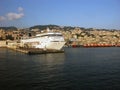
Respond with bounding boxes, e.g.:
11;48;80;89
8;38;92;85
0;47;120;90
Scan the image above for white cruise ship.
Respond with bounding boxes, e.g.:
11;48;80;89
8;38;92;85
20;29;66;50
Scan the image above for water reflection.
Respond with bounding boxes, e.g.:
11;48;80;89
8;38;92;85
0;48;120;90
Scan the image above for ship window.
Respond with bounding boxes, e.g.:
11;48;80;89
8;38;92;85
36;35;48;37
49;34;62;36
37;34;62;37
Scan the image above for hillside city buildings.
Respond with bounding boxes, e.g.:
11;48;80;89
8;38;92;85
0;27;120;46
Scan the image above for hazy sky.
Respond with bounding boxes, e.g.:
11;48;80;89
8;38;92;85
0;0;120;29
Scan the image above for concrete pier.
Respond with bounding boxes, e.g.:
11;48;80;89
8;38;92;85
0;41;64;54
28;49;64;54
8;47;64;54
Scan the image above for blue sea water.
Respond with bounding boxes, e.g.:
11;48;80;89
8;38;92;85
0;47;120;90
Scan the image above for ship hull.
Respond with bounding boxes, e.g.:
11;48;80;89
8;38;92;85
35;41;65;50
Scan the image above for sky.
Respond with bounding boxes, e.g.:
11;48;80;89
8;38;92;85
0;0;120;29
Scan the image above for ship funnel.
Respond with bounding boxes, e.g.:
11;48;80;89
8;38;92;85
47;27;50;32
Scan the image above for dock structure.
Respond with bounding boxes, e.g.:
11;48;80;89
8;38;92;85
8;47;64;54
28;49;64;55
0;40;64;54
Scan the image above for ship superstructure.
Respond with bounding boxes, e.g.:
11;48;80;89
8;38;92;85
20;29;65;50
